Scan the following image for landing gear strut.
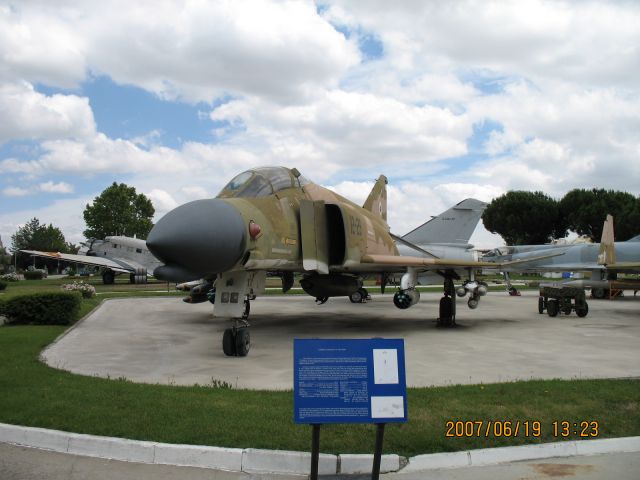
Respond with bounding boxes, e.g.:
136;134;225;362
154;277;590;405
438;276;456;327
222;297;252;357
504;272;520;296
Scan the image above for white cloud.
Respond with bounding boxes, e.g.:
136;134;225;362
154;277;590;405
1;1;639;249
327;1;640;89
210;90;472;178
3;187;30;197
0;4;86;87
0;82;95;144
1;1;359;104
39;181;74;194
180;186;209;200
146;189;178;218
0;195;92;249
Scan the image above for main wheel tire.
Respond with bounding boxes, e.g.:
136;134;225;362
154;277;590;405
102;271;115;285
439;296;453;326
547;299;559;317
576;303;589;317
235;328;250;357
222;328;236;356
349;290;363;303
592;288;607;299
562;302;572;315
538;296;545;314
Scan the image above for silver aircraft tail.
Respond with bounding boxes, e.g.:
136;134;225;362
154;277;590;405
402;198;487;246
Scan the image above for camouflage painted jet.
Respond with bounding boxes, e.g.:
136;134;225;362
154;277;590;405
146;166;516;357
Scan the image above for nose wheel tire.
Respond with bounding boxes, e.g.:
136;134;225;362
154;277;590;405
222;328;236;356
222;327;251;357
235;328;250;357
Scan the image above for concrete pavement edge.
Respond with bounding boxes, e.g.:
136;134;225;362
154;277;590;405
1;423;639;475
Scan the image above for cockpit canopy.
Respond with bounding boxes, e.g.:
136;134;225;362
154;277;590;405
217;167;309;199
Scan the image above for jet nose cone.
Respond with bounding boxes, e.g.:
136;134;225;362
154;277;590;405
147;199;246;279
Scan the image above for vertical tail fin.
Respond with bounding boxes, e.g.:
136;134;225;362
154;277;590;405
363;175;388;222
402;198;487;246
598;214;616;265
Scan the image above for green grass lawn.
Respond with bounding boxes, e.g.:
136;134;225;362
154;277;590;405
0;278;638;456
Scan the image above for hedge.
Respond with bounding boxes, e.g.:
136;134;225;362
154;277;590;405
0;280;7;291
0;292;81;325
23;270;45;280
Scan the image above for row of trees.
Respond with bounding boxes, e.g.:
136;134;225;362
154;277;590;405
482;188;640;245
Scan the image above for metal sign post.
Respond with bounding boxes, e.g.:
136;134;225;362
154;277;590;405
294;339;407;479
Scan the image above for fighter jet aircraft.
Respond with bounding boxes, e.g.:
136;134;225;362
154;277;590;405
146;166;520;357
482;215;640;298
391;198;489;308
22;236;163;284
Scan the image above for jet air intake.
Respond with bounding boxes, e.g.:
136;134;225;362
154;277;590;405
147;199;247;281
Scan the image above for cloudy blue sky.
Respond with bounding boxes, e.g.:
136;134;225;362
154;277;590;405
1;0;639;250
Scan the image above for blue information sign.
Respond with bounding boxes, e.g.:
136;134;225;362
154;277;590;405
294;339;407;424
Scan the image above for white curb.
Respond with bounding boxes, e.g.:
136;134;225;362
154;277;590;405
2;423;640;475
402;436;640;472
242;448;336;475
339;453;401;474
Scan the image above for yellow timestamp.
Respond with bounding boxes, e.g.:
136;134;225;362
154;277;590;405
552;420;599;438
445;420;600;438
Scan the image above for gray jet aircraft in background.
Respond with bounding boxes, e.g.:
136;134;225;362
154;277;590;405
481;215;640;298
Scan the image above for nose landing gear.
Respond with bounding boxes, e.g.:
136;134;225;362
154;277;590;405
222;297;252;357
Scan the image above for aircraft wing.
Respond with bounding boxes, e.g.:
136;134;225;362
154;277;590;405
360;251;567;273
21;250;135;274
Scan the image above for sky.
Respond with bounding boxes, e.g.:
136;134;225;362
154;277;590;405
1;0;639;251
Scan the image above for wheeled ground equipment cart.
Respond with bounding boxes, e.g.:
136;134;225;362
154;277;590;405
538;285;589;317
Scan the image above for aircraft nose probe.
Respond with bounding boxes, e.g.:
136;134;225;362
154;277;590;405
147;198;247;282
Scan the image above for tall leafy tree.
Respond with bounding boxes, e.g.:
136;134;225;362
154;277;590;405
0;236;12;273
482;191;567;245
617;197;640;240
11;218;72;269
560;189;638;241
11;218;69;252
83;183;155;239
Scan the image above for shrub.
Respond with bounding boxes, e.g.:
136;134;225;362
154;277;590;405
0;273;19;282
23;270;45;280
0;280;7;291
61;281;96;298
2;292;81;325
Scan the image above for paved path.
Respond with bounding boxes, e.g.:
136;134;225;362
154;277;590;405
42;291;640;389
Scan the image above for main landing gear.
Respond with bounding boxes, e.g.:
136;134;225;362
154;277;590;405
222;298;252;357
438;276;456;327
349;287;370;303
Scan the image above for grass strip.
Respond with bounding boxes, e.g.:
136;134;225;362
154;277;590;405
0;320;638;457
